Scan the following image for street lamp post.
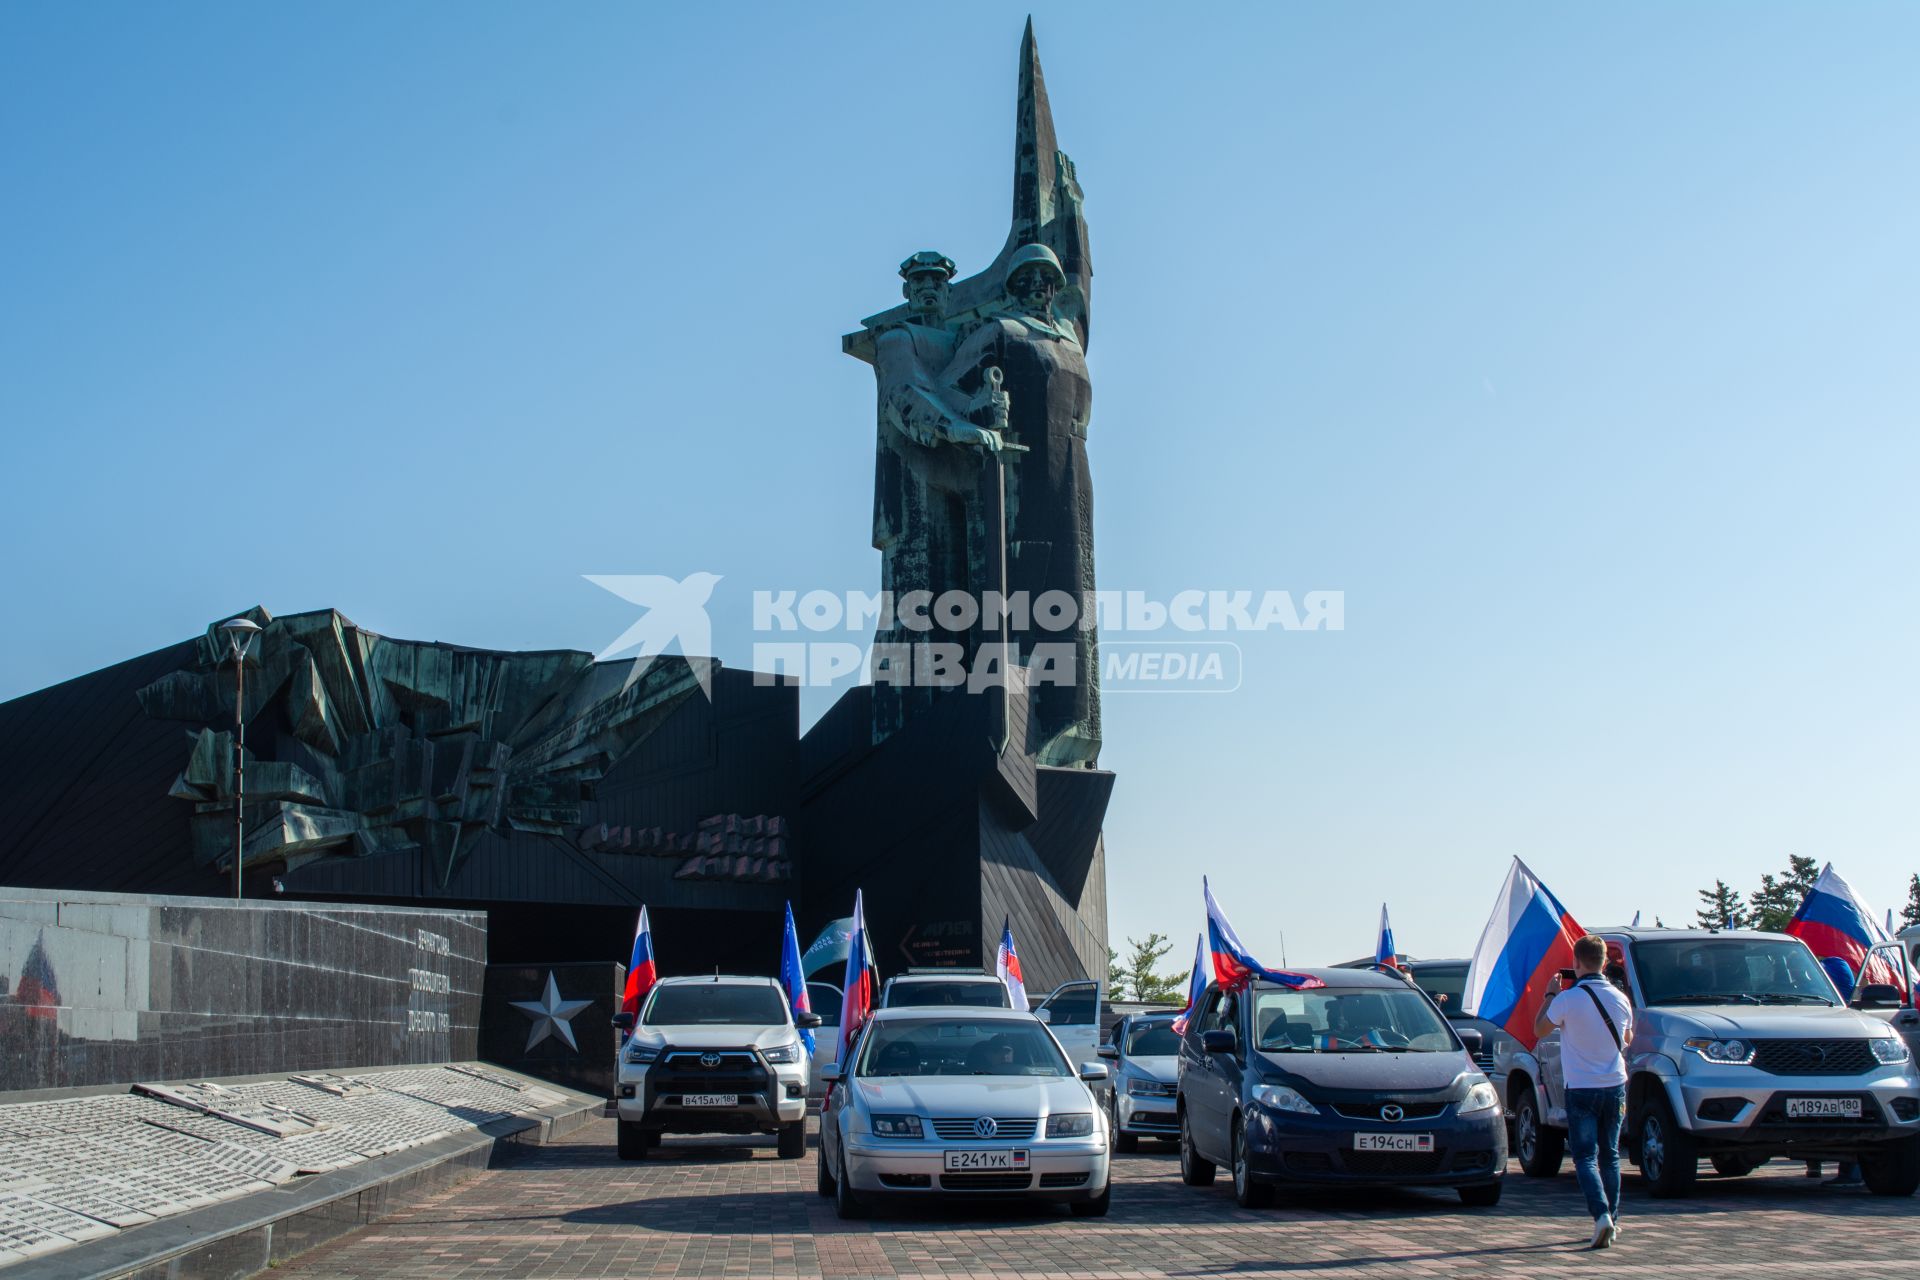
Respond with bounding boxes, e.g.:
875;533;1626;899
218;617;263;900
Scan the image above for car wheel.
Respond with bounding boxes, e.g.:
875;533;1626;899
1638;1094;1698;1198
1860;1136;1920;1197
777;1119;806;1160
616;1119;648;1161
1179;1107;1216;1186
1109;1093;1139;1154
1513;1087;1564;1178
1231;1115;1275;1209
834;1142;867;1219
1710;1153;1761;1178
816;1133;835;1198
1069;1179;1112;1217
1458;1181;1503;1207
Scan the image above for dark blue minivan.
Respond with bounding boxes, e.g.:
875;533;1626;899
1177;967;1507;1207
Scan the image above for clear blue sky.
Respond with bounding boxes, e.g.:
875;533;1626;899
4;3;1917;968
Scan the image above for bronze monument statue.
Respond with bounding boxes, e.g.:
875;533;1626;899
848;20;1100;768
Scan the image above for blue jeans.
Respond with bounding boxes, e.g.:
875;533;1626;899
1566;1086;1625;1223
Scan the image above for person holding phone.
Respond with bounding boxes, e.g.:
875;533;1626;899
1535;935;1634;1250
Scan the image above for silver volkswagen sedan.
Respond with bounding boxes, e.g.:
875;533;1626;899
817;1006;1112;1217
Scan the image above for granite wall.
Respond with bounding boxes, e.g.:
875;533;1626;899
0;887;485;1093
479;961;622;1098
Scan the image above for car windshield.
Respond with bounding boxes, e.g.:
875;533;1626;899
884;979;1010;1008
1125;1021;1182;1056
1252;987;1455;1052
643;984;789;1026
856;1018;1069;1077
1633;938;1838;1007
1411;964;1467;1015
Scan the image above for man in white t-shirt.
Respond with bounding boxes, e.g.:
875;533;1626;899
1535;934;1633;1250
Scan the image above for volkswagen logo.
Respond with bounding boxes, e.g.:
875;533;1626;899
973;1116;998;1139
699;1052;722;1069
1380;1104;1404;1123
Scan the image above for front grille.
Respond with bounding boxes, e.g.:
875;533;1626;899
1342;1149;1447;1176
1473;1052;1497;1074
1752;1040;1878;1076
1283;1151;1334;1174
940;1172;1033;1190
651;1047;769;1099
929;1117;1039;1141
878;1173;930;1188
663;1050;759;1070
1330;1101;1448;1122
1039;1172;1088;1188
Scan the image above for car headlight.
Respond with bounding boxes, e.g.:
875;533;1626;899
763;1041;804;1065
625;1042;661;1065
1252;1084;1318;1116
1871;1037;1912;1065
1047;1112;1096;1138
870;1114;923;1138
1127;1078;1168;1097
1684;1038;1755;1065
1459;1080;1500;1115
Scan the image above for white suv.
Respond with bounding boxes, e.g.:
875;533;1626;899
614;975;820;1160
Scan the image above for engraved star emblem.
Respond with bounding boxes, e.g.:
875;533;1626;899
509;971;594;1054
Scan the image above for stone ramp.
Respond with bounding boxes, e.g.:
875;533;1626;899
0;1063;596;1276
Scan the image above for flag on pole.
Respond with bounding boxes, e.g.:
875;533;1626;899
1204;878;1325;991
620;906;657;1021
835;891;877;1074
1171;933;1207;1034
780;901;815;1054
16;930;60;1021
996;917;1029;1011
1374;904;1397;970
1787;863;1901;990
1462;858;1583;1050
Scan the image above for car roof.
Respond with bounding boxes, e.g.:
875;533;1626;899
868;1005;1033;1023
886;972;1001;983
1593;926;1802;944
1240;967;1408;991
653;974;780;988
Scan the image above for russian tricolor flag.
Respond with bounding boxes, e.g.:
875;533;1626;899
1171;933;1206;1034
1463;858;1583;1050
620;906;657;1023
835;890;877;1074
996;917;1029;1012
780;902;815;1054
1374;904;1397;970
1204;878;1325;991
1788;864;1900;990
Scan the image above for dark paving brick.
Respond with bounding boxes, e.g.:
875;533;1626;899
279;1119;1920;1278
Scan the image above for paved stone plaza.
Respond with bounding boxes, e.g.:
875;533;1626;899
281;1118;1919;1279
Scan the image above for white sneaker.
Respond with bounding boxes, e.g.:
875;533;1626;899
1590;1216;1616;1250
1611;1216;1622;1240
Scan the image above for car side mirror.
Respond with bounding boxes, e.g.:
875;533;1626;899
819;1064;843;1084
796;1012;823;1029
1202;1029;1237;1055
1457;1028;1484;1056
1034;1008;1052;1024
611;1012;635;1032
1855;984;1904;1010
1097;1044;1119;1060
1079;1062;1109;1083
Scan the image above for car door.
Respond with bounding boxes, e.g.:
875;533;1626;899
1193;989;1240;1163
1036;979;1102;1064
1854;942;1920;1061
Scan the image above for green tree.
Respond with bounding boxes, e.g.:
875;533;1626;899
1106;947;1126;995
1694;880;1747;930
1750;855;1820;933
1118;932;1185;1003
1900;874;1920;930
